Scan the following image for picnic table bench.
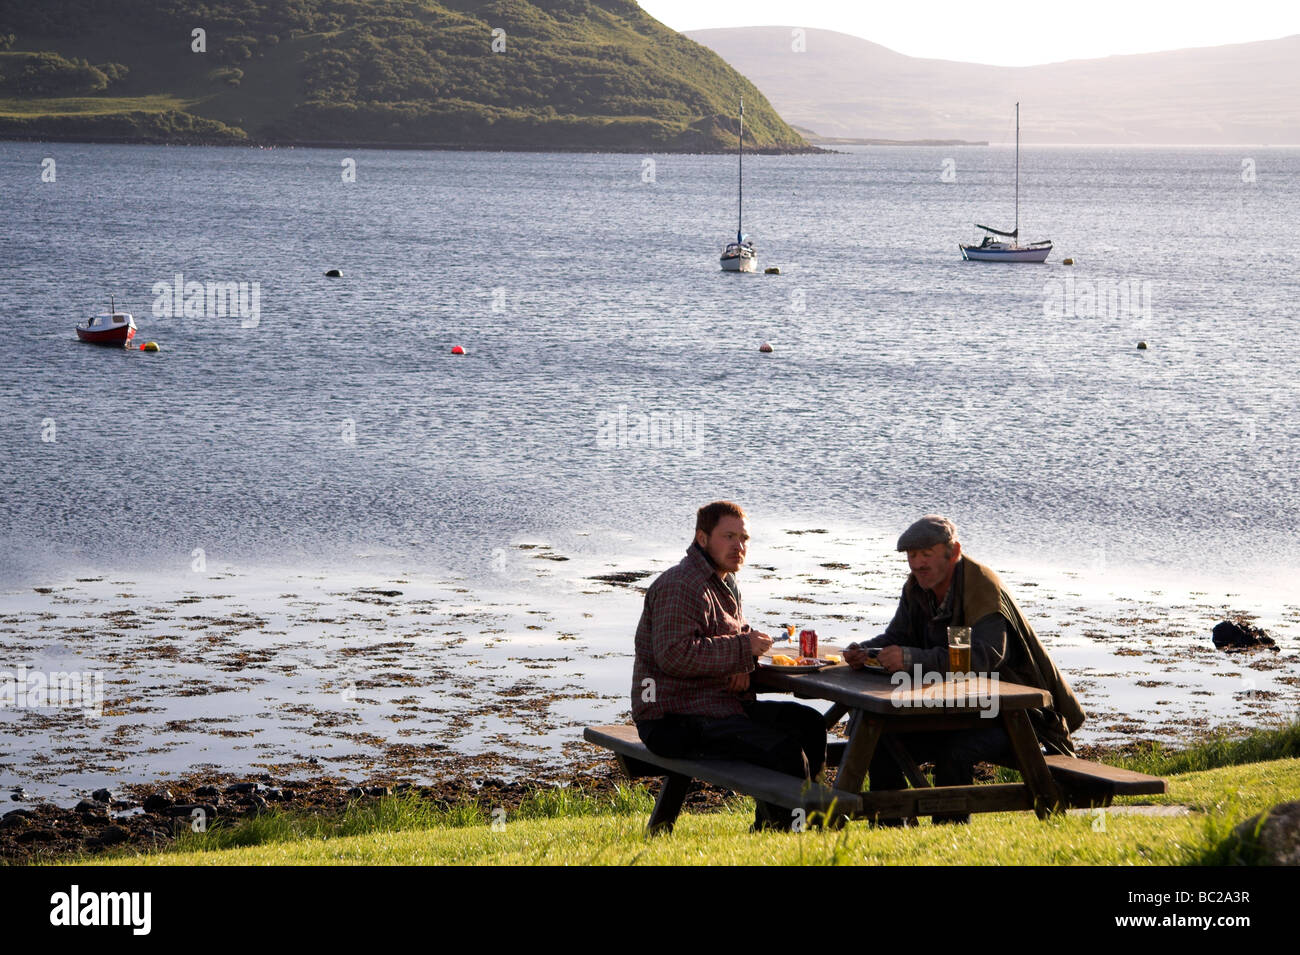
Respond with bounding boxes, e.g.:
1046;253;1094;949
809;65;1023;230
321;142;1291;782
583;724;859;833
585;656;1165;833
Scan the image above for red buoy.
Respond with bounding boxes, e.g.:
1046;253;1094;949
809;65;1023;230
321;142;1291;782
450;345;466;355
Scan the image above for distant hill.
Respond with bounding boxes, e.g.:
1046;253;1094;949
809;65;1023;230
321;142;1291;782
0;0;811;151
686;26;1300;144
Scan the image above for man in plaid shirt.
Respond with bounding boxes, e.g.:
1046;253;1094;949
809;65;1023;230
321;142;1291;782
631;501;827;830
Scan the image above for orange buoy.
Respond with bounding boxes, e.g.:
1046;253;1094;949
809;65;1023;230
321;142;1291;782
450;345;466;355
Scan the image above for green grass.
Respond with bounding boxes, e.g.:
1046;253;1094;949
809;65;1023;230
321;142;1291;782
49;754;1296;866
1;0;811;150
1110;715;1300;776
36;721;1300;866
93;783;659;858
0;94;191;116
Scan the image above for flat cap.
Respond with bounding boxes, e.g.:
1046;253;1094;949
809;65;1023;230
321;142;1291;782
897;514;958;551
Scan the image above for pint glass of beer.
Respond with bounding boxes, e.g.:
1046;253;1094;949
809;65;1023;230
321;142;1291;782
947;626;972;675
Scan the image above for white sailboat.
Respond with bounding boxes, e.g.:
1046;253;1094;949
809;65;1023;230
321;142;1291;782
960;102;1052;263
720;97;756;272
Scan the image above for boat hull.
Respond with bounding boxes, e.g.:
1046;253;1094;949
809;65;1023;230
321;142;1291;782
76;325;136;346
720;256;756;272
959;243;1052;263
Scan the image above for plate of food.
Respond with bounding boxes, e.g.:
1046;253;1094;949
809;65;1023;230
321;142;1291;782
760;653;833;672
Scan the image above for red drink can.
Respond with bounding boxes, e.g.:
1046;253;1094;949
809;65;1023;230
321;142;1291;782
799;629;818;659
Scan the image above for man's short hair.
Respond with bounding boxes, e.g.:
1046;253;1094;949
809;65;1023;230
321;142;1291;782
696;501;746;536
897;514;958;552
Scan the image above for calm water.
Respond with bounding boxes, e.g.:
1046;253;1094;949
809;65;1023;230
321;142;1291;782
2;142;1298;587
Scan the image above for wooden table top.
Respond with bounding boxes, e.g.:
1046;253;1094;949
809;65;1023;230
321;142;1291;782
753;661;1052;715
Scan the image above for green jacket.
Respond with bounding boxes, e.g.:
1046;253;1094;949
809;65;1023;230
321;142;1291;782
884;556;1086;755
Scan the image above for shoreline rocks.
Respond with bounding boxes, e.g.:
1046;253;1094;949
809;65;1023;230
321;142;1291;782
0;765;637;864
1228;800;1300;865
1212;620;1278;653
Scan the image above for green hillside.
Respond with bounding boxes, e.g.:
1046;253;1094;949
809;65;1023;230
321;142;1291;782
0;0;812;151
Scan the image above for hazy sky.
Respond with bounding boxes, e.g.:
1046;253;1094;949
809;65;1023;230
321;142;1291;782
637;0;1300;66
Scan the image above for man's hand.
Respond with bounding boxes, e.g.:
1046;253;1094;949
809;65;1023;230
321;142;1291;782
844;646;872;669
875;645;904;673
844;644;904;673
747;630;774;657
727;672;750;693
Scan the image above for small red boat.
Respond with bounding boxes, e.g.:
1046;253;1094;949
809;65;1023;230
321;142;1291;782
76;310;137;346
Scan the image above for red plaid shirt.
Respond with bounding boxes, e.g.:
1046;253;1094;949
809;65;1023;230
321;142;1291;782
631;544;755;721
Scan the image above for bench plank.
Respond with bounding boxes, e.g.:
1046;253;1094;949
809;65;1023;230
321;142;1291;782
1044;756;1167;796
584;725;860;819
859;783;1037;817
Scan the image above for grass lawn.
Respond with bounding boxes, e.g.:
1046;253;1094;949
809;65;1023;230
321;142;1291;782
0;95;194;117
58;755;1300;866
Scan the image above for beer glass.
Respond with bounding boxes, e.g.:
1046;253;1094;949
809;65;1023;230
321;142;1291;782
947;626;972;676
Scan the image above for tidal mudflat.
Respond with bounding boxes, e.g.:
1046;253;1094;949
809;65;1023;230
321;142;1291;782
2;522;1296;810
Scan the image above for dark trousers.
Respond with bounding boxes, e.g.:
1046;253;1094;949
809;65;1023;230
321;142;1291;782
637;701;827;829
868;725;1013;824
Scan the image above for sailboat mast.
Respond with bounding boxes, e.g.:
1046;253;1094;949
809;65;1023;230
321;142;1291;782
1014;101;1020;241
737;96;744;242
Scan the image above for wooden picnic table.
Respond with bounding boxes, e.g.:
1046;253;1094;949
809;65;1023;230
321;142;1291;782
584;644;1165;833
752;649;1161;822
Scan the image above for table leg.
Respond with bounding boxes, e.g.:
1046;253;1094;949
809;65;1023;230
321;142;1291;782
836;713;883;795
1003;710;1064;819
822;703;848;729
883;736;930;790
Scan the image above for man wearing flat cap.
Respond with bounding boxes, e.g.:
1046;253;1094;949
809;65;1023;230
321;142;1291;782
843;515;1085;823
